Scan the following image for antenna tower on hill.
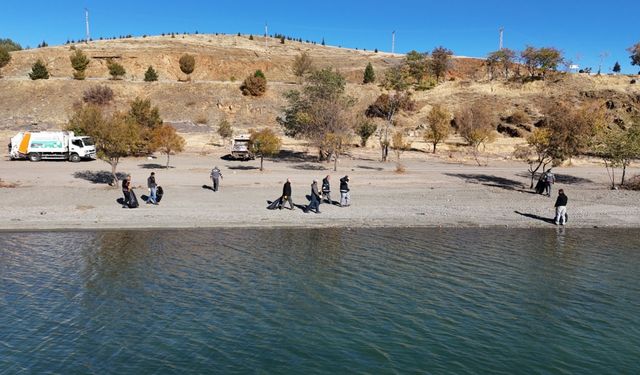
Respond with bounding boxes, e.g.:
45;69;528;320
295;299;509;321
85;8;90;43
499;27;504;50
391;31;395;54
264;22;268;50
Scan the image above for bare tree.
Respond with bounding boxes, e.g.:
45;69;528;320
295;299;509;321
456;102;496;166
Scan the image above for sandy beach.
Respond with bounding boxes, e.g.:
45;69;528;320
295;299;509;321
1;149;638;231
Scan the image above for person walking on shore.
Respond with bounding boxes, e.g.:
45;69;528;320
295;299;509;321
308;179;321;213
543;168;555;197
210;166;223;192
339;175;350;207
147;172;158;205
554;189;568;225
279;178;295;210
122;175;132;208
322;175;332;204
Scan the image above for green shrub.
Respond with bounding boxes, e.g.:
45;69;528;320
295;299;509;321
107;60;126;80
29;59;49;80
240;70;267;96
144;66;158;82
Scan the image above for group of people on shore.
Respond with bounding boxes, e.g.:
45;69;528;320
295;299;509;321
121;166;567;225
279;175;351;213
121;172;161;208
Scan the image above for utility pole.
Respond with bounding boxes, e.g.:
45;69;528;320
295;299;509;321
85;8;90;43
391;31;395;54
499;27;504;50
264;22;268;50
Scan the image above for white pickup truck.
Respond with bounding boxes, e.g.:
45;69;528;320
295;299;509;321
229;134;255;161
9;131;97;162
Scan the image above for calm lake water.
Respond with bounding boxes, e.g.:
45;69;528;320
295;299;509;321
1;228;639;374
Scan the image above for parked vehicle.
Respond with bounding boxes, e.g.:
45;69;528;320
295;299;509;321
8;131;96;162
229;134;254;161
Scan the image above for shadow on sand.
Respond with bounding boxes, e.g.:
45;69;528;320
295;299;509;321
514;211;556;225
445;173;536;193
74;170;127;185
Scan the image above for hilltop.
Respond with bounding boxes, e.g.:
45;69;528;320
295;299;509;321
1;34;639;154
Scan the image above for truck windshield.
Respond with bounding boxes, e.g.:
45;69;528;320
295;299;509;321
82;137;95;146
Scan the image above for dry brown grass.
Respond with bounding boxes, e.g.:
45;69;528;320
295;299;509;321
624;175;640;191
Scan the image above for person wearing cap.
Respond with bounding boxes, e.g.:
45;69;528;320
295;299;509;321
279;178;295;210
147;172;158;205
210;166;223;192
339;175;350;207
308;179;321;213
322;175;332;204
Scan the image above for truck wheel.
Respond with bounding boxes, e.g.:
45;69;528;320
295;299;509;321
69;153;81;162
28;153;41;162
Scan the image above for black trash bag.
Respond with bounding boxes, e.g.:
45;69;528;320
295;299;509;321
535;179;545;194
267;196;283;210
128;190;139;209
157;186;164;203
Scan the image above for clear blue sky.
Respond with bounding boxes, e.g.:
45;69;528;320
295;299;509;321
2;0;638;73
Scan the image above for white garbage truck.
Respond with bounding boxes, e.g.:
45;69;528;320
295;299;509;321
229;134;254;161
8;131;97;162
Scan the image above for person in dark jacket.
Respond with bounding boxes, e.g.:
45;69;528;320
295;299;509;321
308;179;321;213
279;178;295;210
339;175;350;207
554;189;568;225
121;175;132;208
147;172;158;205
322;175;332;204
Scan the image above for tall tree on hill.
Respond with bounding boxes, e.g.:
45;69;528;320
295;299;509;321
29;59;49;80
279;67;356;161
486;48;515;79
627;42;640;67
129;97;163;153
430;46;453;82
179;54;195;81
424;105;451;153
405;50;428;84
0;49;10;78
365;65;415;162
363;62;375;84
456;101;496;166
521;46;538;77
0;38;22;52
151;124;186;168
292;52;314;79
70;49;90;80
613;61;621;74
67;105;141;185
249;128;281;171
536;47;564;78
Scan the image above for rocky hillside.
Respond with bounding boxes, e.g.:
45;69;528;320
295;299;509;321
1;34;639;152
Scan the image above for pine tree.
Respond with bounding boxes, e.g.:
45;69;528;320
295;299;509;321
321;38;325;46
280;36;285;44
249;35;254;40
144;66;158;82
70;49;90;80
29;59;49;80
363;62;375;84
613;61;621;73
